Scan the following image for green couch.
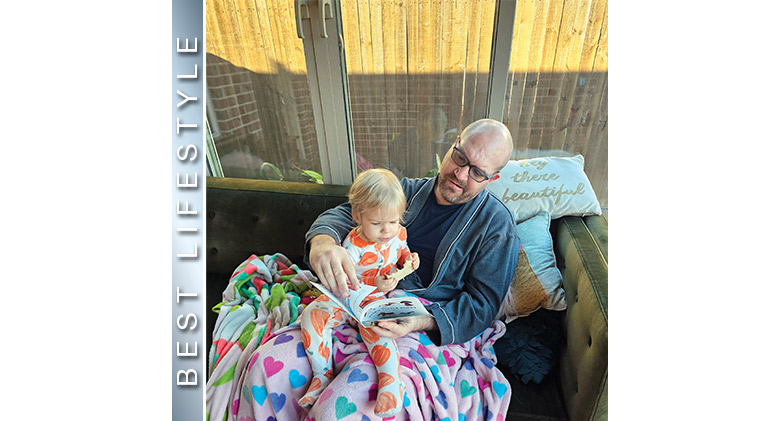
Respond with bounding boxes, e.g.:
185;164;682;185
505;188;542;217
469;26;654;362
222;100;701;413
206;176;608;421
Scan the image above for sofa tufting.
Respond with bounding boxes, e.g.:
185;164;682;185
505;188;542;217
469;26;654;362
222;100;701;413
206;176;607;421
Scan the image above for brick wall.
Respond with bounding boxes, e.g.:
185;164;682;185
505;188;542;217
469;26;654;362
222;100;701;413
206;53;320;181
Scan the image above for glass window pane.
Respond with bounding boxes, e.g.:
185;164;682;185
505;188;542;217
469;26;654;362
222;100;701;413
503;0;608;208
341;0;497;178
206;0;323;183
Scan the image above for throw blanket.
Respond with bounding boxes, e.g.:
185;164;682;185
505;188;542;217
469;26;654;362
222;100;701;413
207;254;512;421
207;254;315;421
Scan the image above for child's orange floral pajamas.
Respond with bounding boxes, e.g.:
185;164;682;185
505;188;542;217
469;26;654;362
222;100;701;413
299;227;412;417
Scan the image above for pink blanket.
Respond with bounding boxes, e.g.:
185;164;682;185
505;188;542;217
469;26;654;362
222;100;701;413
232;320;511;421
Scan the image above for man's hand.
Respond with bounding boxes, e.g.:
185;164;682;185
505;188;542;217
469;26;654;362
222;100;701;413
309;234;359;298
371;314;436;339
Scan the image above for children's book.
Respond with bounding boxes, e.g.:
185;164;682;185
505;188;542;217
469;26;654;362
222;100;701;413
310;282;430;328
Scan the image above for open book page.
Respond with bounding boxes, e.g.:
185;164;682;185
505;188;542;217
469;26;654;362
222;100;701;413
310;282;377;321
360;296;430;325
310;282;430;327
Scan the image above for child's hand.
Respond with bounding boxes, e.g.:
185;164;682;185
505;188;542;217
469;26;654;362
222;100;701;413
410;252;420;270
375;275;398;293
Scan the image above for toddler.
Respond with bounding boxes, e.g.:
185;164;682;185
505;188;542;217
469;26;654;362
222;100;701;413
298;168;419;417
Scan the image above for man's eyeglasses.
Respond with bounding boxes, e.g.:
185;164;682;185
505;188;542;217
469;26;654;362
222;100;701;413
451;136;495;183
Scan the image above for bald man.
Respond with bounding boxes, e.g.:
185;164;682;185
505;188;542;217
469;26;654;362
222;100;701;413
305;118;519;345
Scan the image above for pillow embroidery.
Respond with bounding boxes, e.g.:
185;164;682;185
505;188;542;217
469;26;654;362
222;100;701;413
487;155;601;222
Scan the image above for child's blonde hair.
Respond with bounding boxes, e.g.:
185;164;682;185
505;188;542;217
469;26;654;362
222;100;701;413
349;168;406;222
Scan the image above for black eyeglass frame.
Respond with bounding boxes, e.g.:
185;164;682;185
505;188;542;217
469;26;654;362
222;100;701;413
450;136;497;183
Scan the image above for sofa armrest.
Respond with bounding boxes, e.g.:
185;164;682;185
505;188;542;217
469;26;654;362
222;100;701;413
554;215;608;421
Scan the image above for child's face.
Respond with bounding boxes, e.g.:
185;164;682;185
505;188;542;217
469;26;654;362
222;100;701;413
355;207;402;244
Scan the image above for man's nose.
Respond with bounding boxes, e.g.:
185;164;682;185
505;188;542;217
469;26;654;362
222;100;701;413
454;165;469;182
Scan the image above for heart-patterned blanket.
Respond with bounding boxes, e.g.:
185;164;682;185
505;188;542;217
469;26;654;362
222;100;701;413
206;254;512;421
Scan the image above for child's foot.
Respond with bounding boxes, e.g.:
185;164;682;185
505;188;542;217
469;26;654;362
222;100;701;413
297;394;317;408
298;373;331;407
373;382;403;417
374;401;401;418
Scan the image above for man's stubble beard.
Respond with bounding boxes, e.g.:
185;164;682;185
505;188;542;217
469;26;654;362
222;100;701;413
435;174;479;205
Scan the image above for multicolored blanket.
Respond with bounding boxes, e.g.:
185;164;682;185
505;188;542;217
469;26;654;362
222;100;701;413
207;254;512;421
207;253;316;420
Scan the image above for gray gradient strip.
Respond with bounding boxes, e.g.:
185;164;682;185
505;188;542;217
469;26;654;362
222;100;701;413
172;0;205;419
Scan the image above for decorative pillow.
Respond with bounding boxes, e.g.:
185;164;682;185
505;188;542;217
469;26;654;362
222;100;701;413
487;154;601;222
496;211;566;321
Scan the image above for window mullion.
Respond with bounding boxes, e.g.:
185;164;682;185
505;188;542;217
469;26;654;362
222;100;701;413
300;0;355;185
486;0;516;122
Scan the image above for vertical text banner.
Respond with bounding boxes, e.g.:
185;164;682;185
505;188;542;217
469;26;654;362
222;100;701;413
173;0;205;419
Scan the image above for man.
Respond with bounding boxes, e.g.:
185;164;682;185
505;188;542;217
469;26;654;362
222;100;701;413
305;118;520;345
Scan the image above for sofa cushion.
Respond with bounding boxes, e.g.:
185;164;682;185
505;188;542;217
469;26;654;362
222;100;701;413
206;178;349;276
487;155;601;222
496;211;566;320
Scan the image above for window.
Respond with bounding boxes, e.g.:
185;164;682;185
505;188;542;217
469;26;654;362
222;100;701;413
502;0;608;206
205;0;607;208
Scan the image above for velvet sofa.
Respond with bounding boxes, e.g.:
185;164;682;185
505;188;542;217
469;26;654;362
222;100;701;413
205;176;608;421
